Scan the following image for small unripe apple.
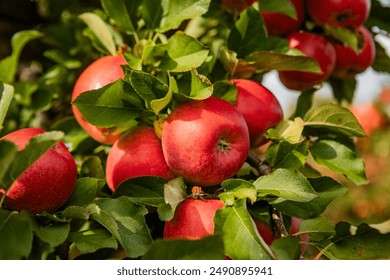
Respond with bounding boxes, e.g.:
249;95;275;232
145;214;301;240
232;79;283;147
105;126;173;192
161;97;250;187
163;198;224;239
278;31;337;91
261;0;305;37
307;0;371;28
72;55;127;145
332;26;376;79
1;128;77;214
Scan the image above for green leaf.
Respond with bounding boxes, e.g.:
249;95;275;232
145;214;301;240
298;216;335;241
214;200;275;260
258;0;297;18
0;210;33;259
269;176;347;219
141;0;163;30
294;88;317;118
150;75;174;115
315;222;390;260
220;179;257;205
372;40;390;73
72;79;143;128
161;177;188;221
2;131;64;189
271;236;301;260
159;32;209;72
0;30;43;84
188;69;213;99
69;229;118;255
101;0;136;33
253;169;318;202
227;7;267;58
142;235;225;260
303;103;366;137
80;156;105;179
66;178;106;207
25;213;70;247
246;49;322;74
128;70;169;111
329;77;357;104
366;0;390;34
0;141;17;184
157;0;211;33
88;197;152;258
265;118;304;144
113;176;167;207
324;25;359;52
61;206;91;221
264;140;309;170
79;12;116;55
0;83;14;132
310;138;367;185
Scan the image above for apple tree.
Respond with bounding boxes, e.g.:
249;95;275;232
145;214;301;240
1;0;390;260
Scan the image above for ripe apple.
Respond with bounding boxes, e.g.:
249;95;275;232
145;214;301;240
261;0;305;37
221;0;258;12
0;128;77;214
307;0;371;28
161;97;250;187
289;217;309;255
163;198;224;239
350;103;385;136
105;126;173;192
253;218;275;245
231;79;283;147
278;31;337;91
72;55;127;145
331;26;376;79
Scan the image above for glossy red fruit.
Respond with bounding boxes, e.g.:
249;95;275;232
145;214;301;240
290;217;309;255
1;128;77;214
232;79;283;148
72;55;127;145
261;0;305;37
307;0;371;28
254;218;275;245
163;198;224;239
161;97;250;187
105;126;173;192
332;26;376;79
278;31;337;91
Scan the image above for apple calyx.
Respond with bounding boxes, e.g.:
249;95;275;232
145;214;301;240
191;186;205;199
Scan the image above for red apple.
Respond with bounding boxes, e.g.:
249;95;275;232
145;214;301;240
332;26;376;79
105;126;173;192
289;217;309;255
0;128;77;214
278;31;337;91
307;0;371;28
232;79;283;147
161;97;250;187
72;55;127;145
221;0;258;12
163;198;224;239
254;218;275;245
350;103;385;136
261;0;305;37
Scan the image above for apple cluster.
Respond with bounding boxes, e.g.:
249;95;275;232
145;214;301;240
224;0;375;91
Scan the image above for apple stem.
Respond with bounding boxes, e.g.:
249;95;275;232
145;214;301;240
271;208;289;239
